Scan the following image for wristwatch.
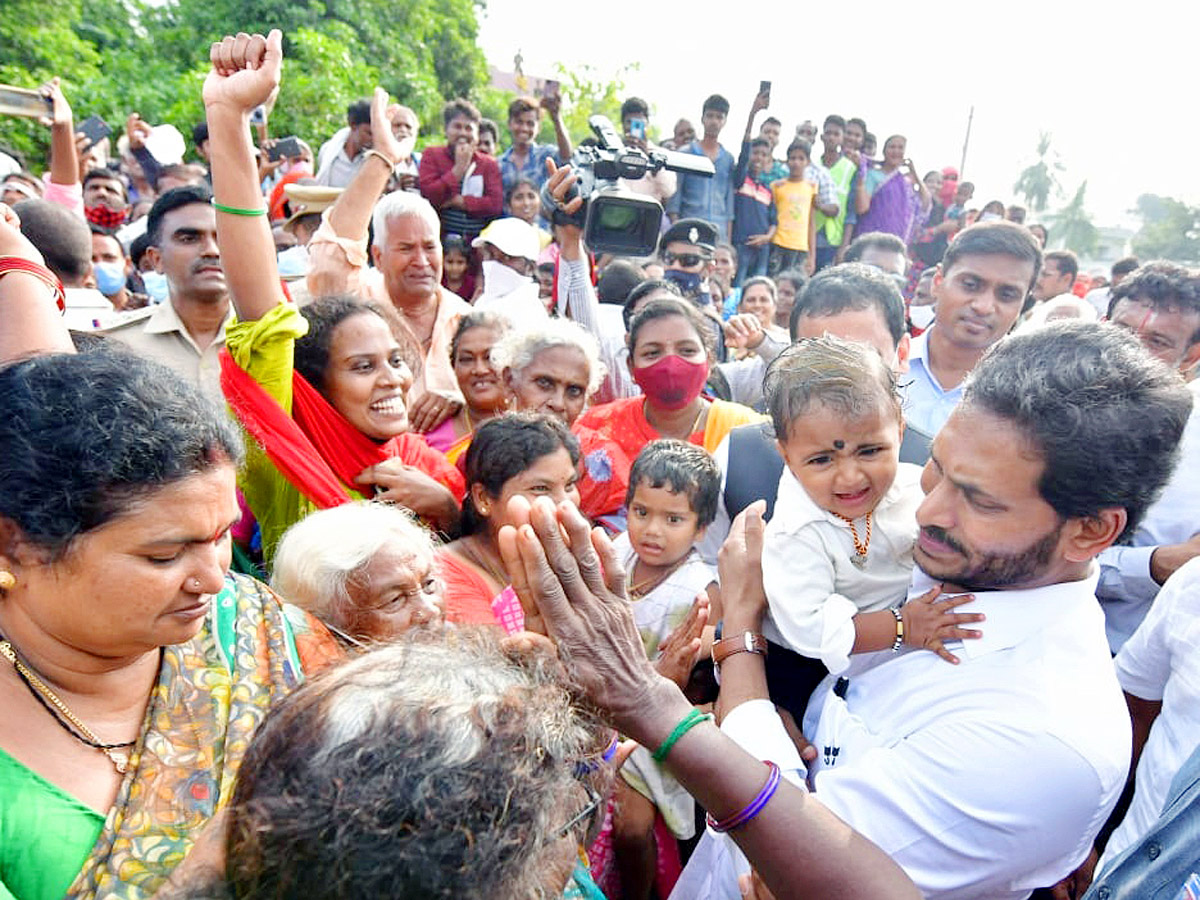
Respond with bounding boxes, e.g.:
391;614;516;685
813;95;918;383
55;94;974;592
711;631;769;667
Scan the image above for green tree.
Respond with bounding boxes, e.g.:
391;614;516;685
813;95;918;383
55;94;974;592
1130;193;1200;263
1046;181;1098;255
1012;131;1063;213
552;62;636;143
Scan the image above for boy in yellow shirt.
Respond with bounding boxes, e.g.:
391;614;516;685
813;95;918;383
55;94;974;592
769;139;818;277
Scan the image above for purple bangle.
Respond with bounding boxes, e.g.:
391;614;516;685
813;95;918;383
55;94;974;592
705;761;781;833
601;732;620;763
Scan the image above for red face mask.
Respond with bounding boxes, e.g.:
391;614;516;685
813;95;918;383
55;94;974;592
85;204;127;229
632;355;708;411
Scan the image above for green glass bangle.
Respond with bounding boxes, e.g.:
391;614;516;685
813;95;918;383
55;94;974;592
652;708;714;763
212;200;267;217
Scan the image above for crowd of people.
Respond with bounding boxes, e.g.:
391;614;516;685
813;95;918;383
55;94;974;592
1;26;1199;900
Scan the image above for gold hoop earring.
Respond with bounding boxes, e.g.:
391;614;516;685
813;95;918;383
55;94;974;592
0;571;15;590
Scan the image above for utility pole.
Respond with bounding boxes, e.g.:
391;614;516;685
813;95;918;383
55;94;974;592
960;105;974;179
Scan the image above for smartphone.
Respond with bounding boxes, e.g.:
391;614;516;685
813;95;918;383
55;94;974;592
759;80;772;102
269;135;304;161
629;118;646;142
77;115;111;153
0;85;53;119
543;79;560;100
250;105;267;126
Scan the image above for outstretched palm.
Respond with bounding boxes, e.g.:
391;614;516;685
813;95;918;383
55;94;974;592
202;30;283;114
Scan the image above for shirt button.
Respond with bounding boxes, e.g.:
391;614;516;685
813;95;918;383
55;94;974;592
1147;841;1161;860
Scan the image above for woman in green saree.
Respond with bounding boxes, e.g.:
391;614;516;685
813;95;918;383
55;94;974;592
0;198;339;900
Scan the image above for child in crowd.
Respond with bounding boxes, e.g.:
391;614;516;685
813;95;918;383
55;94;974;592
758;337;983;722
606;439;720;898
732;137;777;289
613;439;719;657
769;140;818;278
505;175;553;248
441;234;477;300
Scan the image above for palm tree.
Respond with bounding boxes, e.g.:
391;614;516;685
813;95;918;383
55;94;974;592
1046;181;1098;255
1013;132;1064;213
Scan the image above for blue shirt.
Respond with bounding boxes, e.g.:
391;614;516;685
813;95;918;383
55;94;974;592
498;142;561;193
665;141;736;233
1084;742;1200;900
902;327;962;437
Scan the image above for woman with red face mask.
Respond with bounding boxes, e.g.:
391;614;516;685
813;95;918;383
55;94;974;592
575;298;765;471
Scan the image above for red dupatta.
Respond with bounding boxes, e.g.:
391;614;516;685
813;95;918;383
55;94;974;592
219;348;464;509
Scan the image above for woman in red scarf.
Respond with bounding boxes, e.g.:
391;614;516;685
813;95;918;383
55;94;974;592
206;51;463;566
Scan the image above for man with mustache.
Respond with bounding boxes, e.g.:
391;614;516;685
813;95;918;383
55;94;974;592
676;322;1193;899
103;185;231;399
905;221;1040;435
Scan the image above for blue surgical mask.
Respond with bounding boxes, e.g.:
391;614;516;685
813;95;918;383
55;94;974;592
93;261;126;297
663;268;704;297
140;270;169;303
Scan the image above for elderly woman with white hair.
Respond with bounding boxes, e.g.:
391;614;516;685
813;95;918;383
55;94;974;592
305;86;474;436
494;318;630;523
271;502;444;645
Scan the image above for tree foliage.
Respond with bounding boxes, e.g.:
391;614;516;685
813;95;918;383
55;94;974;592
1012;131;1063;213
0;0;487;168
1130;194;1200;263
1046;181;1098;255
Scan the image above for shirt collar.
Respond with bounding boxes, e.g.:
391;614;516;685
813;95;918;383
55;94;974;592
143;299;233;341
908;327;933;367
907;566;1101;660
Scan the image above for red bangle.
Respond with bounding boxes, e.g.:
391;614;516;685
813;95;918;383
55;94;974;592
0;257;66;313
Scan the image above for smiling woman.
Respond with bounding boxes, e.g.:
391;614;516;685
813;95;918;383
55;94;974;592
203;37;465;565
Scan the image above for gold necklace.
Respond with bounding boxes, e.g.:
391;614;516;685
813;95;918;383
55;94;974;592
831;511;873;569
0;640;134;774
459;538;509;588
627;555;690;601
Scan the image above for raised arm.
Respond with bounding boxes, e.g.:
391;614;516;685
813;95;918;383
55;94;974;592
203;30;287;323
43;78;79;189
542;92;572;162
325;89;403;243
0;204;74;361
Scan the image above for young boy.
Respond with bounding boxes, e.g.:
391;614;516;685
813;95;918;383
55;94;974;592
608;439;719;898
769;140;818;278
612;439;719;658
732;137;777;288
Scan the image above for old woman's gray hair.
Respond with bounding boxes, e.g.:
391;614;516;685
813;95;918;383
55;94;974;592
493;317;606;397
271;501;436;626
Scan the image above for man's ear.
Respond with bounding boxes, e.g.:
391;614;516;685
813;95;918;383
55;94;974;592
1062;508;1128;562
1180;340;1200;377
143;245;163;274
370;244;382;270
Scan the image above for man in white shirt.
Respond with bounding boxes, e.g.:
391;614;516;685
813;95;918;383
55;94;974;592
471;216;547;331
1096;261;1200;650
315;99;373;188
1032;248;1078;304
1083;256;1139;318
905;221;1040;436
675;322;1194;900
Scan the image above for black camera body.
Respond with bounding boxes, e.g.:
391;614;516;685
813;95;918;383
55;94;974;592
541;115;714;257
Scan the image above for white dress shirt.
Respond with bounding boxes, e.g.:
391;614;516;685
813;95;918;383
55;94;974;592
762;463;922;673
673;568;1131;900
1101;555;1200;870
903;326;964;437
1096;378;1200;651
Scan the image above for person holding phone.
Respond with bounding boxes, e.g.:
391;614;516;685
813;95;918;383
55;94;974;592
497;90;571;193
618;97;677;206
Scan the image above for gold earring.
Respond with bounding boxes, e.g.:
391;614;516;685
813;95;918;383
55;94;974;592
0;571;14;590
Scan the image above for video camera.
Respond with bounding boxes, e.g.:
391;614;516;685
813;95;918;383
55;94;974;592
541;115;714;257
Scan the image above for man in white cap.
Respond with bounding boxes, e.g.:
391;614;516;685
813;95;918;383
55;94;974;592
471;216;547;330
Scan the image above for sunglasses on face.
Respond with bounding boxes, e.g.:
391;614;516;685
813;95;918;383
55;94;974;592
662;251;706;268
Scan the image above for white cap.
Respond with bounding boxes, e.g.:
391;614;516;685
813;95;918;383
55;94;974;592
472;216;540;262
